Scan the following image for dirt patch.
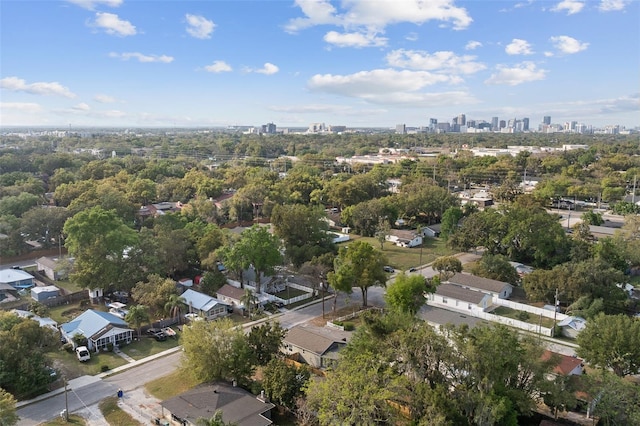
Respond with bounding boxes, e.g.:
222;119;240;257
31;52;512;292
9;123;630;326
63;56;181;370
308;303;364;326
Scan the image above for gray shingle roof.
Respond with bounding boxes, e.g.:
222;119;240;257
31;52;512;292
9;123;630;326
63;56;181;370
284;326;346;356
435;283;488;304
447;273;510;294
161;382;274;426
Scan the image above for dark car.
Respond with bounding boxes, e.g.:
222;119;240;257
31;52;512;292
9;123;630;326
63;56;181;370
409;267;417;272
152;332;167;341
383;266;394;273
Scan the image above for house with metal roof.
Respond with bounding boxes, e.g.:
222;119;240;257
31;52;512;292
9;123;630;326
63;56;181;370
160;382;275;426
0;268;35;289
446;273;513;299
60;309;133;352
181;289;230;320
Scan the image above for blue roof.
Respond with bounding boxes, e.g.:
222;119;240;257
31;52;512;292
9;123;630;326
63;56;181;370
61;309;129;339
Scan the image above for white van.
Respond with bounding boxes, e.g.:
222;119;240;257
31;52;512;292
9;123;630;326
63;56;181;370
75;346;91;362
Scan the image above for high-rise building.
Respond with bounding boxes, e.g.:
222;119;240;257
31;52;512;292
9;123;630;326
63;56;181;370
491;116;499;130
429;118;437;131
523;117;529;131
543;116;551;125
395;124;406;134
458;114;466;126
499;120;506;129
261;122;276;134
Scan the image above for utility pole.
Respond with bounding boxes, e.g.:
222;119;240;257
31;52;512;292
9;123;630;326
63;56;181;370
633;175;637;204
552;288;559;337
64;377;69;422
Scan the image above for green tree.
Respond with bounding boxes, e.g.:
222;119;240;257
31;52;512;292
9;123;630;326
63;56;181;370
0;192;40;217
431;256;462;280
240;288;258;318
181;318;254;386
199;270;227;296
63;206;138;290
125;305;150;340
235;225;282;293
196;411;237;426
131;274;180;318
247;321;286;366
0;387;18;426
330;240;387;307
440;206;463;241
581;210;604;225
262;359;310;411
384;273;427;315
164;293;186;324
576;313;640;377
587;371;640;426
470;254;520;285
540;375;577;420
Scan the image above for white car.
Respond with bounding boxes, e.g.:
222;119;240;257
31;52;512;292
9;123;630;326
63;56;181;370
185;313;204;322
75;346;91;362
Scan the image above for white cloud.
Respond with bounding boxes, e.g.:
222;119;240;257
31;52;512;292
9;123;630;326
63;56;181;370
72;103;91;111
551;0;585;15
485;62;547;86
94;94;116;103
549;35;589;54
109;52;174;63
204;61;232;73
253;63;280;75
91;12;136;36
386;49;486;74
405;32;418;42
323;31;387;48
185;14;215;39
505;39;533;55
66;0;122;10
465;40;482;50
269;104;355;113
0;102;43;113
306;68;476;107
286;0;472;34
0;76;76;98
599;0;629;11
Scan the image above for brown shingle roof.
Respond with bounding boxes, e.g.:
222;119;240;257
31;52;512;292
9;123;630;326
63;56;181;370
216;284;245;301
447;273;510;294
435;283;488;304
284;326;346;356
541;350;583;375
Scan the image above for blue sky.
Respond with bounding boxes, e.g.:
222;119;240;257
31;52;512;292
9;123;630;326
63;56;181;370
1;0;638;128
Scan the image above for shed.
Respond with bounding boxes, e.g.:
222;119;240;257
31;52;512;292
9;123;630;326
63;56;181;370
446;273;513;299
0;269;35;289
31;285;60;302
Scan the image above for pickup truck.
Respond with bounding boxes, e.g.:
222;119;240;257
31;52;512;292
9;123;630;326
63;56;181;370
75;346;91;362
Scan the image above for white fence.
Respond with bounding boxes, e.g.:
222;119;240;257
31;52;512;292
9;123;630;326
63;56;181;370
492;298;568;321
226;279;313;306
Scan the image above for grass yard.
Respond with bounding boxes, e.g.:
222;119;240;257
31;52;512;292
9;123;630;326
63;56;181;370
272;286;308;300
47;301;108;324
340;235;455;271
492;306;555;328
99;396;142;426
53;279;86;294
39;414;87;425
145;369;203;401
48;347;128;378
120;332;181;360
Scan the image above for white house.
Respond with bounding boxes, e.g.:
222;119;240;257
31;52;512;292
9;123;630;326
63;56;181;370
446;273;513;299
60;309;133;352
181;289;230;320
0;269;35;289
36;256;70;281
386;230;423;248
422;224;442;238
429;283;492;313
557;316;587;338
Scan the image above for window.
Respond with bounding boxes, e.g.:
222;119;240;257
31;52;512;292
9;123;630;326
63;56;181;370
468;304;472;310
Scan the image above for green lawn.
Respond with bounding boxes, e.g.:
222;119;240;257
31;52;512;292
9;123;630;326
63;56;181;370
120;332;181;360
99;396;142;426
492;306;555;328
272;287;308;300
53;279;86;294
339;235;456;271
47;301;108;325
145;369;203;400
47;347;128;377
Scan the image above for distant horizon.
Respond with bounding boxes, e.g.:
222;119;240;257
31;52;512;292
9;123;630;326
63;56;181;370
2;1;638;128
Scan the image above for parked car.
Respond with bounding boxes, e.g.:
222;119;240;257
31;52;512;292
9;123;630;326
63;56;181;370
383;266;394;273
146;328;162;335
152;331;167;341
185;313;203;322
75;346;90;362
408;267;417;272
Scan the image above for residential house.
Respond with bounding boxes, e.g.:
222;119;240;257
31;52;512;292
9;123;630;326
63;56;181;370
0;283;16;303
12;309;58;331
216;284;246;313
422;223;442;238
557;316;587;338
446;273;513;299
0;269;35;290
282;325;348;369
386;229;423;248
160;382;275;426
31;285;60;302
541;350;584;376
181;289;230;320
60;309;133;352
428;283;492;313
36;256;68;281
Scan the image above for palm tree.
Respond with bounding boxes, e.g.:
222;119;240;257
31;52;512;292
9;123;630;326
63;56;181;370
125;305;149;340
196;410;236;426
240;288;258;319
164;293;186;324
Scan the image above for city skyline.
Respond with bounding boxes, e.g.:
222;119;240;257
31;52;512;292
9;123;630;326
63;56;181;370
1;0;638;128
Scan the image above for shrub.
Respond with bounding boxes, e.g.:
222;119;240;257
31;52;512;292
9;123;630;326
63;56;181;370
106;342;114;351
333;321;343;327
62;342;74;352
516;311;530;321
343;322;355;331
101;365;110;372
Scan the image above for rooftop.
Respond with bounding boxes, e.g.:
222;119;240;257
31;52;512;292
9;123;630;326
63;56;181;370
435;283;489;304
447;273;510;294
